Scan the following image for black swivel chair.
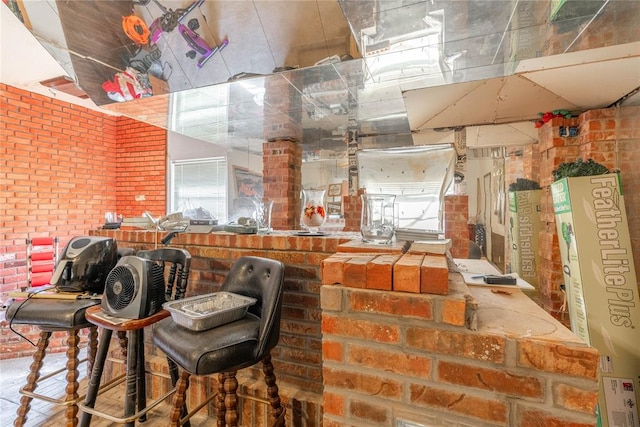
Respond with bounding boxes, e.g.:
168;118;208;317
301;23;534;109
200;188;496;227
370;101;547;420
153;256;286;427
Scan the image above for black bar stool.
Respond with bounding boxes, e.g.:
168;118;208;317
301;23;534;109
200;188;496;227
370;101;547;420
153;256;286;427
78;248;191;427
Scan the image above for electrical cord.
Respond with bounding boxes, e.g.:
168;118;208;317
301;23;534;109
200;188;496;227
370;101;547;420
8;287;53;347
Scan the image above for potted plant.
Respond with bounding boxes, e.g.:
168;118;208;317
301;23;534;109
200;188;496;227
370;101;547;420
551;158;609;181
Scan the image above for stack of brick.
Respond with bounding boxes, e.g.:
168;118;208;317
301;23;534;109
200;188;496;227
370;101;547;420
321;239;453;295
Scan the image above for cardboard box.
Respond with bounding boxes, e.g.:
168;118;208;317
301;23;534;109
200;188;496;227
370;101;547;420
508;190;542;287
551;174;640;427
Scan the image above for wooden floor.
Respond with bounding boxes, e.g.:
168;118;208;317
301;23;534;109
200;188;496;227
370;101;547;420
0;350;211;426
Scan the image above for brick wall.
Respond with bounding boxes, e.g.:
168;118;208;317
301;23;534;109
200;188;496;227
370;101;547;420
0;84;166;358
522;106;640;322
115;117;167;219
94;231;599;427
316;242;599;426
92;229;353;426
321;277;599;427
0;84;120;292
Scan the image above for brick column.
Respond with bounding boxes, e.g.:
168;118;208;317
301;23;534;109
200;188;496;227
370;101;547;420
262;139;302;230
537;106;640;324
523;143;541;182
537;116;580;324
261;75;303;230
444;195;469;258
342;190;364;232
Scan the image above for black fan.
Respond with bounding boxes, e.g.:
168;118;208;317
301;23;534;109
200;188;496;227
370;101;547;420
101;256;166;319
104;265;137;311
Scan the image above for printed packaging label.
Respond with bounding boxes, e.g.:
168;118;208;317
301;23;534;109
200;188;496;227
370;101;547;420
551;174;640;427
508;189;542;287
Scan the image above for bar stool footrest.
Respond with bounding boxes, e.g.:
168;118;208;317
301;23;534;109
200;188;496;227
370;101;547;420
79;386;175;424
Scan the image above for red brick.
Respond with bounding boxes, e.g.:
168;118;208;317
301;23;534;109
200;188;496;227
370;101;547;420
519;408;595;427
441;297;466;326
420;254;449;295
347;344;431;377
393;253;424;293
438;361;543;398
323;367;403;400
517;339;598;379
348;288;432;320
409;384;508;425
323;391;345;417
406;327;505;364
337;239;408;254
321;255;344;285
553;383;599;414
322;340;344;362
343;255;375;288
322;314;400;344
349;399;389;424
365;254;399;290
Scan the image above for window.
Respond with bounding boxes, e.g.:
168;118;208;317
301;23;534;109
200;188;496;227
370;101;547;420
171;157;227;223
356;144;455;232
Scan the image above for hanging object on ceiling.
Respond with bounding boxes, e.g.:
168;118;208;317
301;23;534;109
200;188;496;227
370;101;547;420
179;25;228;68
122;14;150;45
102;67;153;102
148;0;205;44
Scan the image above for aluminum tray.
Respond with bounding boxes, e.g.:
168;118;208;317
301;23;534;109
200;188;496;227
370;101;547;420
163;292;257;331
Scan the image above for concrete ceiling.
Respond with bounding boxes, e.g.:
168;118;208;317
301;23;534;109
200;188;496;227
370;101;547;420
1;1;639;153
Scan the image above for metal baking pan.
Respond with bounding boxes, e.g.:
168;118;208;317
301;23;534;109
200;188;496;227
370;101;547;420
163;292;256;331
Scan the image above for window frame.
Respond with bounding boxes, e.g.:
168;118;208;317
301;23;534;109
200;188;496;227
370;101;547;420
169;156;228;223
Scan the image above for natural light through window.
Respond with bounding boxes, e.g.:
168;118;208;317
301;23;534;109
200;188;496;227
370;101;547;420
171;157;227;223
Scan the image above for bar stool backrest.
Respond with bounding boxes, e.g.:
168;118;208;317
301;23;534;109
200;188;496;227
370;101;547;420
136;248;191;301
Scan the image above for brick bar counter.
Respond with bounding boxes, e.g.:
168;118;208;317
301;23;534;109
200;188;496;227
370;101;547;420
92;229;598;427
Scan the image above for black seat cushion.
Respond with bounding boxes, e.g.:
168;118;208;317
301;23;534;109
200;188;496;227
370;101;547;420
153;314;261;376
6;298;100;330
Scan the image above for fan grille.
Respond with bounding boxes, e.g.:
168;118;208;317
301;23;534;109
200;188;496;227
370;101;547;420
105;265;136;310
147;263;167;314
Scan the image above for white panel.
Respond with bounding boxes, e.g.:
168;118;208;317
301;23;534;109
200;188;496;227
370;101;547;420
403;80;484;129
413;78;506;129
496;75;579;121
523;57;640;108
466;122;538;148
515;42;640;73
411;129;455;146
0;5;66;84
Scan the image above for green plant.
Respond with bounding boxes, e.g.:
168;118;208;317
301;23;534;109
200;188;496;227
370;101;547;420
508;178;541;192
552;158;609;181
